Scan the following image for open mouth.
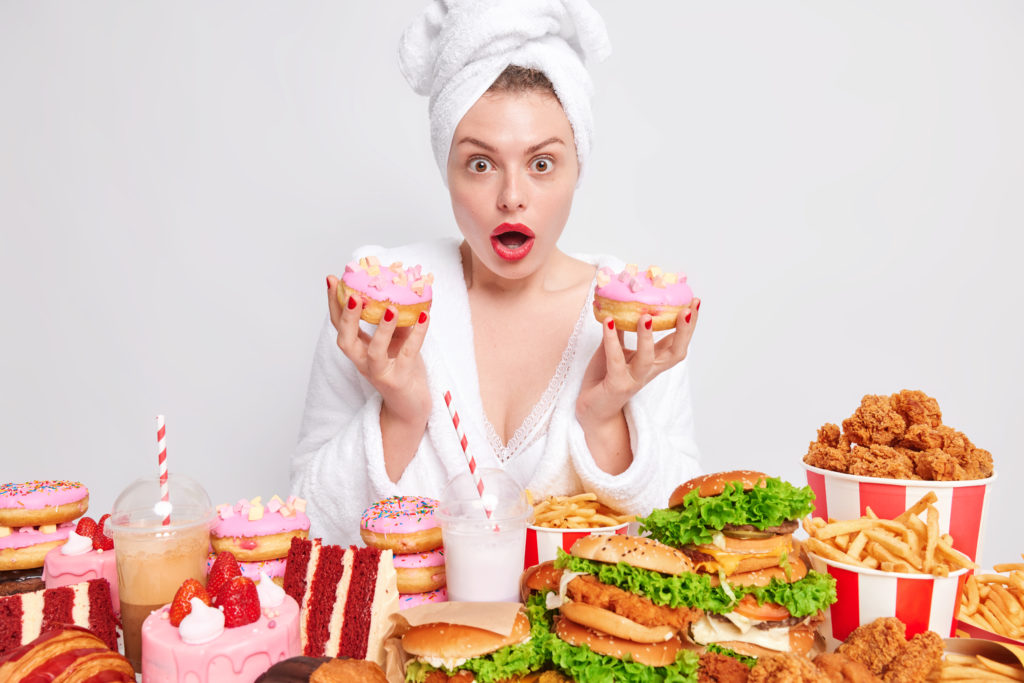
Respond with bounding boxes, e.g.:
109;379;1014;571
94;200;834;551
490;223;535;261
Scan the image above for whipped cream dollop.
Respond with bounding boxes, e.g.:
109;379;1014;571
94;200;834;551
256;570;285;608
178;597;225;644
60;530;93;556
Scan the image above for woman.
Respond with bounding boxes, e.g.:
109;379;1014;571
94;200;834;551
292;0;701;545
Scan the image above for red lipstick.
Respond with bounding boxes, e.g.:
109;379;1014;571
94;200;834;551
489;223;535;261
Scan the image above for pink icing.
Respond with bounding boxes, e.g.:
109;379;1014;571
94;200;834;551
141;595;300;682
392;548;445;569
360;496;439;534
399;587;447;610
594;265;693;306
342;256;433;305
0;481;88;510
43;544;120;614
206;554;288;581
0;522;72;550
212;500;310;538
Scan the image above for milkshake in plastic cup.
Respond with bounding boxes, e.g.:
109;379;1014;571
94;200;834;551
437;468;531;603
107;473;213;672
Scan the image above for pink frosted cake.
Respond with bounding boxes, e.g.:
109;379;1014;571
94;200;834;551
207;554;287;585
593;264;695;332
43;535;118;614
141;572;300;682
211;496;309;562
339;256;433;327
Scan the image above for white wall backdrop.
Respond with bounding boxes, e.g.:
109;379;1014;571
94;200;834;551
1;2;1021;565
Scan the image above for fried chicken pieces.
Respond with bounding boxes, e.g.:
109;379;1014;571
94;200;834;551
834;617;943;683
804;390;993;480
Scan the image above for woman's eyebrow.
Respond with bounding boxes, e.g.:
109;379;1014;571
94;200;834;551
457;136;497;152
456;136;565;155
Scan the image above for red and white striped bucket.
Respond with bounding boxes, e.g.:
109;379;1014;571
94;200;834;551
808;552;971;648
524;524;628;570
803;464;996;564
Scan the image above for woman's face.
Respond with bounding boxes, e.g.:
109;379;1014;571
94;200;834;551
447;90;579;280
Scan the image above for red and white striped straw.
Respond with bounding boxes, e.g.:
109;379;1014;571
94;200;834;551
156;414;170;526
442;390;492;519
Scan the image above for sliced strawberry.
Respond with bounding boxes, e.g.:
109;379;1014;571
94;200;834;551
168;578;211;627
206;551;242;599
92;514;114;550
213;576;260;627
75;517;98;538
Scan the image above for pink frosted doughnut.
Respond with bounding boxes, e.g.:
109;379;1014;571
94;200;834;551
339;257;433;327
0;481;89;527
399;587;447;611
393;548;445;594
592;265;694;332
210;496;310;562
0;522;74;571
360;496;441;554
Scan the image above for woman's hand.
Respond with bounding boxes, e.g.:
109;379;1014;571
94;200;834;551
327;275;432;480
575;299;701;472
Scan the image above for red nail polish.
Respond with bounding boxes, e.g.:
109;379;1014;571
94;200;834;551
326;276;331;290
607;319;614;330
384;308;395;323
685;312;692;323
347;296;357;310
644;319;652;330
418;311;427;324
696;300;701;311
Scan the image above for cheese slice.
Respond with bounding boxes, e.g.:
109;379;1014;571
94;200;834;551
690;614;791;652
693;537;793;575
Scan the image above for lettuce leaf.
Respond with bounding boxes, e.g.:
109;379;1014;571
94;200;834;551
525;593;699;683
554;550;836;618
403;618;548;683
704;643;757;668
637;477;816;547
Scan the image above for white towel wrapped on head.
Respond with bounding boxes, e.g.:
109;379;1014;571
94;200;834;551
399;0;611;186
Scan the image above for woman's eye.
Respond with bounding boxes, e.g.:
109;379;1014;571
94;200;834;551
531;157;553;173
469;158;493;173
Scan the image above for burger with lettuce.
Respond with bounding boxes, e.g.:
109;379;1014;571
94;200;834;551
636;470;836;657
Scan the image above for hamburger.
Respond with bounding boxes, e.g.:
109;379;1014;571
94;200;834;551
402;608;546;682
540;534;702;682
636;470;836;658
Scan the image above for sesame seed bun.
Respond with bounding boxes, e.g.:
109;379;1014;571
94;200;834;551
559;601;676;644
401;610;530;660
668;471;769;508
569;534;693;576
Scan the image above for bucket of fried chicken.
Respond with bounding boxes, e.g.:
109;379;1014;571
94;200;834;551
801;390;996;564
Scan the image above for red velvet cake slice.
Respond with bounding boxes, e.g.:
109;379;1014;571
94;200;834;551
282;537;397;666
0;578;117;656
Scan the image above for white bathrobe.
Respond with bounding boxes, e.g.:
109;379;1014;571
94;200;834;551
291;237;700;545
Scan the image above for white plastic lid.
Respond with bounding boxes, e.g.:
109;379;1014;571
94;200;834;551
437;467;532;525
107;473;214;533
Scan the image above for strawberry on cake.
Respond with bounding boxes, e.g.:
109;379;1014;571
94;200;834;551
142;551;300;683
43;514;119;614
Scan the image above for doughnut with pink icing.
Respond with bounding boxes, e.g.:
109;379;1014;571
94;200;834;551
398;586;447;611
210;496;309;562
592;264;694;332
339;256;434;327
393;548;446;594
0;522;73;570
0;481;89;527
359;496;441;554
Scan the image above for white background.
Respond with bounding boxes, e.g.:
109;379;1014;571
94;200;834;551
1;2;1021;565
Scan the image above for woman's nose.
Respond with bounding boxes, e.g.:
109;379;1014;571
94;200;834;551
497;171;526;212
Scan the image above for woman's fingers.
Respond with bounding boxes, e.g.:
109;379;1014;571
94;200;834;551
367;306;400;374
398;310;431;360
628;314;655;378
669;298;700;360
337;289;370;363
327;275;342;330
601;317;628;375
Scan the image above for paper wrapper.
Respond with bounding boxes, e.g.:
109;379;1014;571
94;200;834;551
945;636;1024;668
809;552;970;649
382;601;523;683
524;524;627;570
957;619;1024;647
803;463;996;563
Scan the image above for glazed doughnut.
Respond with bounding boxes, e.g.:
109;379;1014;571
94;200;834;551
592;264;694;332
206;554;288;587
393;548;445;594
338;256;433;327
210;496;310;563
0;523;73;571
398;586;447;610
0;481;89;527
359;496;441;554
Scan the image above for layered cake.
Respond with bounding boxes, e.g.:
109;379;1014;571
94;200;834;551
43;515;119;614
282;537;398;666
142;565;300;682
0;578;118;656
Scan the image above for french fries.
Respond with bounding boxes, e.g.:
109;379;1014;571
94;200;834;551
960;556;1024;641
930;653;1024;681
525;490;633;529
802;492;978;576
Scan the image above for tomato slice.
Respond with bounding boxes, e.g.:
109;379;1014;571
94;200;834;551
732;594;791;621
